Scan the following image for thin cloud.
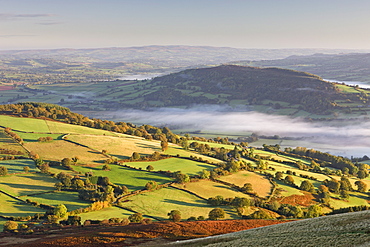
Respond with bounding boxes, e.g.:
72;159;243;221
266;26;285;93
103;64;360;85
37;21;62;25
0;13;55;21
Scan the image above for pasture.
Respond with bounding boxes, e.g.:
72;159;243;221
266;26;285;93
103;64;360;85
0;130;26;154
79;206;133;222
120;187;238;220
0;159;37;174
24;140;107;164
218;171;272;198
0;115;49;132
46;120;118;136
173;180;249;199
125;157;216;176
24;191;90;211
73;164;173;191
0;173;58;196
67;134;161;159
0;194;45;222
165;146;224;164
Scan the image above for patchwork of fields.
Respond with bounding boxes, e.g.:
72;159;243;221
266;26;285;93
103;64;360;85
0;113;369;234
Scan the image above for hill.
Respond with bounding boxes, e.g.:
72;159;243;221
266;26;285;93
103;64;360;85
236;52;370;82
171;210;370;247
0;103;370;246
146;65;341;114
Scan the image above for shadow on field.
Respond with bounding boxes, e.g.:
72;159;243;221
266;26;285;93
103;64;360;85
163;199;205;207
1;182;53;195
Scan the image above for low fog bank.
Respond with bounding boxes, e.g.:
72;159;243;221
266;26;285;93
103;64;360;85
87;106;370;157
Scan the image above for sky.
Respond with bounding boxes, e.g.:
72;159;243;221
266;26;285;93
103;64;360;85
1;0;370;50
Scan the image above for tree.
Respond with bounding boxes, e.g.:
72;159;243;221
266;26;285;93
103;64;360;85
0;166;8;176
208;208;225;220
327;179;341;193
340;189;350;200
231;197;250;208
241;183;253;193
23;166;30;173
300;180;315;193
168;210;181;222
3;221;18;232
145;181;158;190
160;140;168;151
146;165;154;172
340;177;353;191
175;172;190;184
128;213;143;223
131;152;141;160
39;163;50;173
275;171;284;180
305;205;322;218
102;164;111;171
54;182;63;191
355;180;367;192
54;204;68;218
284;175;295;186
200;170;210;179
357;170;368;179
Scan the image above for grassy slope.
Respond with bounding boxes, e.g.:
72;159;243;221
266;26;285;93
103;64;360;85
218;171;272;198
24;192;90;211
172;180;249;199
67;134;161;159
0;173;58;196
125;158;216;176
0;159;38;174
73;164;173;192
121;187;238;220
173;210;370;247
24;140;107;164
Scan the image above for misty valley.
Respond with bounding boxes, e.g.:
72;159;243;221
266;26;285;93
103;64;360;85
1;47;370;246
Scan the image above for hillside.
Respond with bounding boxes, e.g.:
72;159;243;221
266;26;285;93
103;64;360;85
146;65;341;114
1;64;370;119
0;103;370;246
171;210;370;247
236;52;370;82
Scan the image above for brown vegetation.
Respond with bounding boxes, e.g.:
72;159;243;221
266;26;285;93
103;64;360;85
0;219;289;246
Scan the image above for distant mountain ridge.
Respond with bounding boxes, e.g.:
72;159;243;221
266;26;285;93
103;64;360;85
237;52;370;82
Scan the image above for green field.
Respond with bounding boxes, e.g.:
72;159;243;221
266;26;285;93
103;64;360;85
0;159;38;174
46;121;118;136
73;164;174;191
0;130;26;153
165;146;224;164
120;187;238;220
0;194;45;218
24;191;90;211
125;158;216;176
16;132;64;143
0;173;58;197
79;206;133;222
173;180;249;199
0;115;50;132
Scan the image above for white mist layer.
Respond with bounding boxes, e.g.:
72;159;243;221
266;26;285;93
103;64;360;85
89;106;370;157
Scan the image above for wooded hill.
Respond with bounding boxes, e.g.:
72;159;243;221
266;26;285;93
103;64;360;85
146;65;351;114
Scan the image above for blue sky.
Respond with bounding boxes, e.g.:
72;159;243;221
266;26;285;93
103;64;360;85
1;0;370;50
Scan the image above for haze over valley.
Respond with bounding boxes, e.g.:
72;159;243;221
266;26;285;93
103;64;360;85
2;1;370;246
